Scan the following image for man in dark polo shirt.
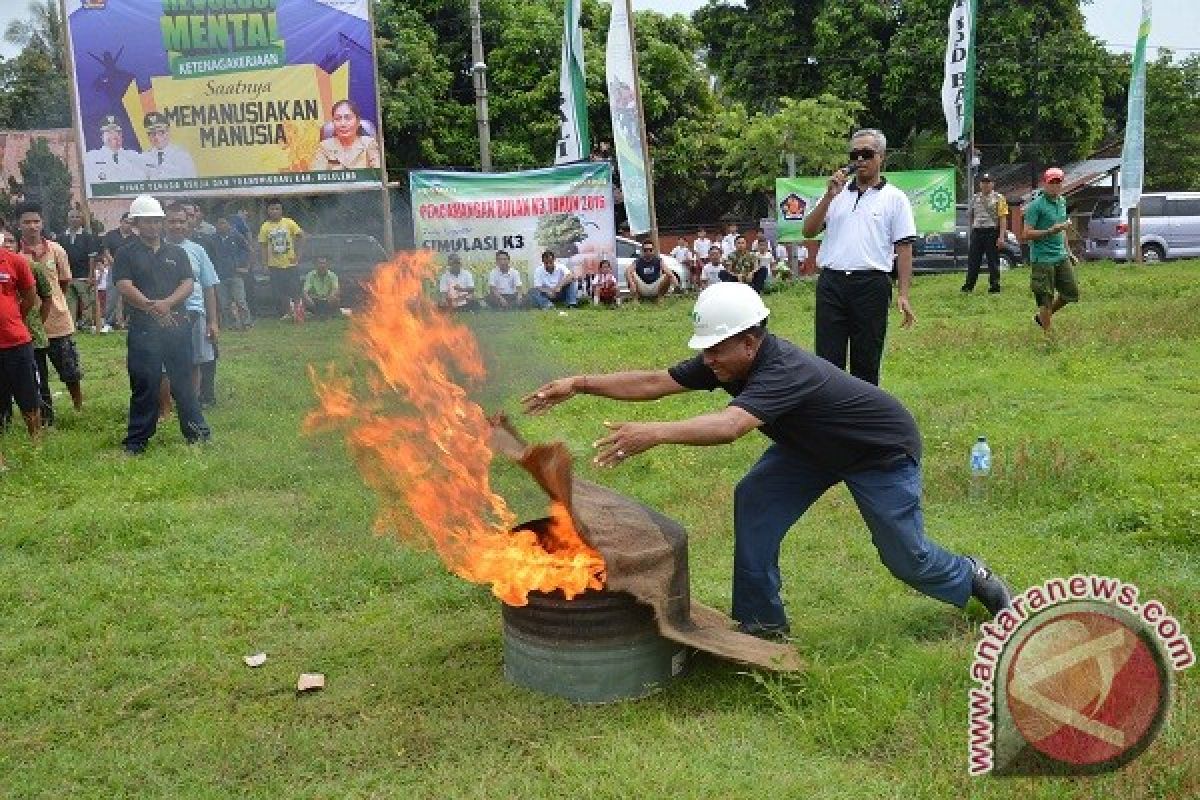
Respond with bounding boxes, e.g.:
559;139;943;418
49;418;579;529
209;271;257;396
112;195;210;455
522;282;1011;638
58;208;101;330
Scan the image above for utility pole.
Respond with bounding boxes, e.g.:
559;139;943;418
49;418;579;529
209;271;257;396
469;0;492;172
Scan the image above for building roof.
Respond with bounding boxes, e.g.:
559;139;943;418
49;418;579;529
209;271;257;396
989;158;1122;203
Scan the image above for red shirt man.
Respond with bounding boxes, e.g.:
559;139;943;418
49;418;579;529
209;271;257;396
0;240;43;441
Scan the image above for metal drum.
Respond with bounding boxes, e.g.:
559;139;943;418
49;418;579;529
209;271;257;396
502;588;688;704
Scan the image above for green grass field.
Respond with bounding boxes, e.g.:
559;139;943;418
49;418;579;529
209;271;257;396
1;261;1197;798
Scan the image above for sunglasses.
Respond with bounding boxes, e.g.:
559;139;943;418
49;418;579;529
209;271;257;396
848;148;877;161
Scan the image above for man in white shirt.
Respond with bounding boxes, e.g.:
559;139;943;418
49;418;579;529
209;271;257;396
528;250;577;309
141;112;197;181
669;236;695;289
83;115;144;186
721;224;739;256
802;128;917;386
485;250;523;310
693;228;713;267
437;254;477;311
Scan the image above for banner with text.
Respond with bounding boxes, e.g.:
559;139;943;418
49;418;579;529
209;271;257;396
65;0;382;198
776;169;957;242
411;163;616;282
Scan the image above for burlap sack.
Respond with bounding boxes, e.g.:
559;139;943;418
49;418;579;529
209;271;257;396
491;419;802;672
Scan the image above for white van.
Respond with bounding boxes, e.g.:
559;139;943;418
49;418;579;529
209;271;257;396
1085;192;1200;262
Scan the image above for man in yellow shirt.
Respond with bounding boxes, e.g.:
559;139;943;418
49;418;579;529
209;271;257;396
257;198;304;320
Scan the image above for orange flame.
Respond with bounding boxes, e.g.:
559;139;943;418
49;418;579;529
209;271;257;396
306;251;605;606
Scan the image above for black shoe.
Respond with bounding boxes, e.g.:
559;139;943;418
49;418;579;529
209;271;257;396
967;557;1013;616
961;286;973;293
988;286;1001;294
1033;313;1043;328
736;621;792;641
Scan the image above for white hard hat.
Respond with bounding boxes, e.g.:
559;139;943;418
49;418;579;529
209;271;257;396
687;282;770;349
128;195;164;218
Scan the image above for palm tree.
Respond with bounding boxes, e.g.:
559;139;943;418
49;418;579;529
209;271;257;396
4;0;64;70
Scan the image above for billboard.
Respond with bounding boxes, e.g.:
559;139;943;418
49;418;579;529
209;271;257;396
776;169;957;242
64;0;383;198
410;163;616;281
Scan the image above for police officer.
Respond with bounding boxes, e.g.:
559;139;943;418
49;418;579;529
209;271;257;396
962;173;1009;294
83;115;143;186
141;111;197;181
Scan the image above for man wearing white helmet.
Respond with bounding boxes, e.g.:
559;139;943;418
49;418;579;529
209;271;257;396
522;282;1011;637
112;195;210;455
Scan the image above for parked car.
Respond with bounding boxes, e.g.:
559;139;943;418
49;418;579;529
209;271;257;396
1084;192;1200;262
554;236;688;295
909;205;1023;274
252;233;388;311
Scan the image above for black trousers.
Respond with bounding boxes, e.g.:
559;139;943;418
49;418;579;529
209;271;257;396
124;324;210;453
964;226;1001;291
814;269;892;386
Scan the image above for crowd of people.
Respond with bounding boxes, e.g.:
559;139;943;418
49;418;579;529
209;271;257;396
434;227;809;313
0;194;345;467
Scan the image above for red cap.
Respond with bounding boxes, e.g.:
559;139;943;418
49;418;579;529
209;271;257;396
1043;167;1065;183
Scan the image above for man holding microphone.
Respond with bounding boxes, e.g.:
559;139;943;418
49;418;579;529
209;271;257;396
802;128;917;386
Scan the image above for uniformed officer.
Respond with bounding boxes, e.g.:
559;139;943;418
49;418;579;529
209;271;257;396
141;111;197;181
83;115;143;185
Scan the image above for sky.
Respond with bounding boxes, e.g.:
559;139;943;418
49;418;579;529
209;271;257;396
0;0;1195;64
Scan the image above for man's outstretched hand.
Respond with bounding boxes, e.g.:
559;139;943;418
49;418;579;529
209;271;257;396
521;377;577;415
593;421;658;468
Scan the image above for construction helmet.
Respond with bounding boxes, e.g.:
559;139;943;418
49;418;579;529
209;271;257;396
687;282;770;350
128;195;165;218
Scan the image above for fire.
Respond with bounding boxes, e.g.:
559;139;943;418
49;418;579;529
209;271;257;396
306;251;605;606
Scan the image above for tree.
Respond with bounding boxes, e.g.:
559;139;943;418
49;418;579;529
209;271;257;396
4;0;65;70
9;137;73;233
1142;53;1200;191
718;94;860;196
0;0;70;129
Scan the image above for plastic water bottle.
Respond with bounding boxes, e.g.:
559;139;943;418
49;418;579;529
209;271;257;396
969;436;992;499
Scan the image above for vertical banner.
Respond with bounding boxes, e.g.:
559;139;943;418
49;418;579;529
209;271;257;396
1120;0;1153;211
941;0;976;147
605;0;650;234
410;162;616;281
776;169;956;242
63;0;382;198
554;0;590;164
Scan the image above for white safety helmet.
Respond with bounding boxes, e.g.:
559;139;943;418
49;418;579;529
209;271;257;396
687;282;770;350
128;194;165;218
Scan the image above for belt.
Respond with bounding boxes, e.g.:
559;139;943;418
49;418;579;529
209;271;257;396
821;267;888;276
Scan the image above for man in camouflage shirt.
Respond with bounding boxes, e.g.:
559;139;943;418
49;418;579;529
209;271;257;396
719;234;767;293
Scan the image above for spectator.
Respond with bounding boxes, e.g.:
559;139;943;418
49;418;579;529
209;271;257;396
699;245;723;289
962;173;1008;294
591;259;619;307
802;128;917;386
529;250;578;310
59;208;100;330
303;256;341;319
17;202;83;419
257;198;304;320
693;228;713;266
670;236;696;290
754;238;777;282
485;250;522;310
113;195;209;455
721;235;767;293
721;223;739;256
212;217;252;329
437;254;478;311
0;219;42;442
100;212;136;331
626;240;676;303
165;203;220;407
1023;167;1079;333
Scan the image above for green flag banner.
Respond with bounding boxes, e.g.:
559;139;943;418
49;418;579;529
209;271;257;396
775;169;957;243
1120;0;1153;211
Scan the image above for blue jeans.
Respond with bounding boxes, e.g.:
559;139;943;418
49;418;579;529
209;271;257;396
123;324;210;453
528;281;577;309
732;444;972;628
